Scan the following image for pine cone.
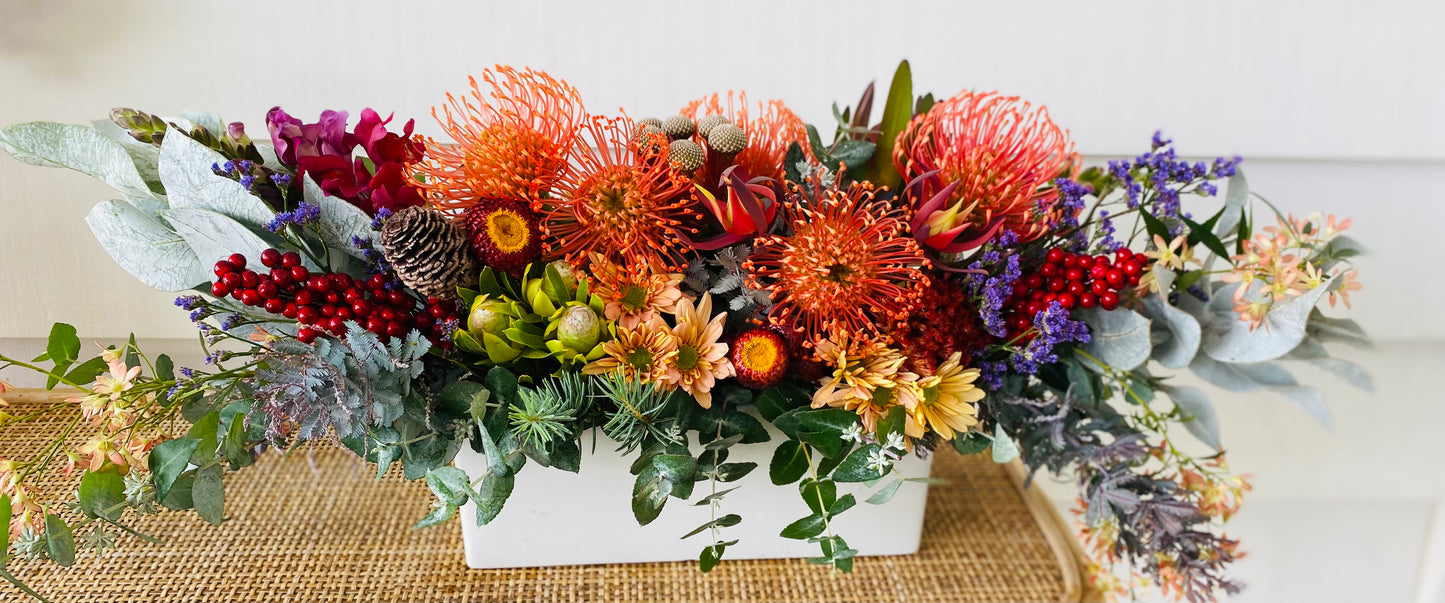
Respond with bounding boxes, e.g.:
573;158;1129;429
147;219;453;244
379;207;478;299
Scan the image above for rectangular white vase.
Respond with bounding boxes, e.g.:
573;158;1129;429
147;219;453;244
454;417;933;568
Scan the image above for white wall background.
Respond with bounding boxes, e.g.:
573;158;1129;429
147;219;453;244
1;1;1442;601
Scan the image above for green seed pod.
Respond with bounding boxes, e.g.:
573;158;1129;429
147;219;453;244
695;114;730;138
467;297;513;336
662;115;696;140
707;123;747;155
557;305;601;351
668;139;705;173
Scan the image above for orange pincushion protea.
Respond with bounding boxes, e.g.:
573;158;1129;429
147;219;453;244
745;181;929;342
547;117;697;270
413;66;586;213
680;92;809;182
893;91;1078;247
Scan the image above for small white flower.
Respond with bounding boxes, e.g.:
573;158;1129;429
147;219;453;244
866;447;893;474
841;423;865;444
884;432;906;452
664;423;684;444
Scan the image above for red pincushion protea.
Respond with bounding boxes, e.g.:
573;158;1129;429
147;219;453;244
891;273;991;374
546;117;697;270
413;66;586;213
680;92;809;183
893;92;1078;249
745;181;929;342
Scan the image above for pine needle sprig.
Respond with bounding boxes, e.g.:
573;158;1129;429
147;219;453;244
509;372;595;448
595;372;681;454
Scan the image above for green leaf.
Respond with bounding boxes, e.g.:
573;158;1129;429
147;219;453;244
1182;215;1230;259
1139;209;1171;242
699;543;726;573
832;444;886;483
155;353;175;381
876;405;906;440
783;142;807;185
800;478;837;516
694;406;771;445
830;139;876;177
84;199;208;291
780;514;826;540
682;514;743;539
704;433;745;451
0;495;10;565
1167;386;1220;449
193;464;224;525
649;454;698;485
874;60;913;190
474;471;514;525
796;408;860;436
222;411;253;470
46;323;80;367
62;356;108;388
631;474;672;526
1078;307;1153;371
44;514;75;566
484;367;520;410
770;406;808;440
797;431;845;458
160;473;195;510
951;431;991;455
548;438;582;473
828;494;857;517
867;479;904;504
78;467;126;521
805;124;831;166
124;334;140;370
186;410;221;465
148;437;200;501
438;380;487;424
815;442;852;477
754;383;810;422
769;440;810;485
425;466;471;506
413;503;457;529
991;424;1020;463
714;462;757;482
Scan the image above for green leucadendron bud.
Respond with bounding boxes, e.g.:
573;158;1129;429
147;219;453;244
557;305;601;351
467;297;513;336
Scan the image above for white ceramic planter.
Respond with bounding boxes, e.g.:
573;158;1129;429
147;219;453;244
455;416;933;568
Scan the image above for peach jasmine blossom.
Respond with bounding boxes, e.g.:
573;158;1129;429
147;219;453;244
77;435;136;472
1233;297;1272;331
1330;269;1363;308
95;358;141;402
658;294;734;409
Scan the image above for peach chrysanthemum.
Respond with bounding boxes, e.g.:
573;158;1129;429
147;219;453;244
587;252;684;329
680;92;809;183
810;334;920;435
582;315;678;384
413;66;586;212
910;352;984;441
658;294;735;409
745;181;929;341
547;117;697;269
894;91;1078;244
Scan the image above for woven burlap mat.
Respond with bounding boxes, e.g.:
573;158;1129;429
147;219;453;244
0;391;1084;603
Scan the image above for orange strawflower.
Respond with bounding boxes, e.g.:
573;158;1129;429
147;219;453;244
745;181;929;341
894;91;1078;245
413;66;586;212
547;117;697;269
680;92;809;183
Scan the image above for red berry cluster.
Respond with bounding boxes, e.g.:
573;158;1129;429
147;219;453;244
209;249;457;346
1000;248;1150;338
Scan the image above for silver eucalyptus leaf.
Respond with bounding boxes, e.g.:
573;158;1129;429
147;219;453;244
180;111;225;137
1306;310;1372;348
991;424;1020;463
1214;170;1248;241
1189;355;1298;392
84;200;205;291
1271;386;1333;428
1307;357;1375;393
0;121;158;203
1201;280;1331;363
1140;294;1200;369
90;118;163;197
1164;386;1220;449
163;207;273;268
1078;307;1152;371
158;129;275;229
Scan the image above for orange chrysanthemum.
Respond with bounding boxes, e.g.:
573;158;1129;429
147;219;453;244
680;92;809;183
745;181;929;341
893;91;1078;244
582;315;678;385
587;252;684;329
413;66;586;213
547;117;697;269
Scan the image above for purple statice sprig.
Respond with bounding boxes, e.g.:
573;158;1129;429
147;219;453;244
1105;131;1242;228
265;201;321;233
1009;302;1091;375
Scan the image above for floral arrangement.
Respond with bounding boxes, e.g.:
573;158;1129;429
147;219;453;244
0;62;1370;602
